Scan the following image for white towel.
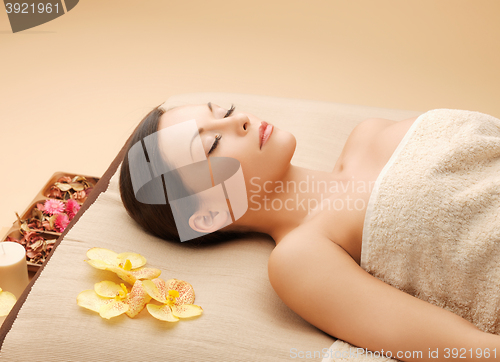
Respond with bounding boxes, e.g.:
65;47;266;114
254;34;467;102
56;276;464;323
325;109;500;361
362;109;500;333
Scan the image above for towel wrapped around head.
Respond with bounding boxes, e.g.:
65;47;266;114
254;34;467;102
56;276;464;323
360;109;500;334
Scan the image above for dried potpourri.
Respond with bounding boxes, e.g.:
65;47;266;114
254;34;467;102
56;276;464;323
45;175;94;201
16;198;81;234
6;231;57;265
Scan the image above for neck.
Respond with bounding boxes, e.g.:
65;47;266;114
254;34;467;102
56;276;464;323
234;164;344;243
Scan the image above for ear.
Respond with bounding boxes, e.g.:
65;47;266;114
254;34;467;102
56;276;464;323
188;208;230;234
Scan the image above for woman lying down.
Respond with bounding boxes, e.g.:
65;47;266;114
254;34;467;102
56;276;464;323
119;102;500;361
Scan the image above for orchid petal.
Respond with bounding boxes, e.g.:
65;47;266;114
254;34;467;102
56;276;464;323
85;260;159;285
125;280;151;318
172;304;203;318
86;248;119;265
99;300;129;319
129;267;161;281
111;267;137;285
0;290;17;317
146;304;178;322
142;279;168;304
85;259;111;270
166;279;196;305
171;304;203;319
117;252;147;269
77;290;114;313
94;281;127;299
87;261;136;284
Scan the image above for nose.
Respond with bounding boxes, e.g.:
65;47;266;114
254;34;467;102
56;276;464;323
230;113;250;136
209;112;249;136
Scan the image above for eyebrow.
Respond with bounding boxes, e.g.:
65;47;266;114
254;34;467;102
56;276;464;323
189;103;212;160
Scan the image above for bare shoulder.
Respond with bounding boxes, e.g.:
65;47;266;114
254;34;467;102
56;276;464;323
352;116;418;138
267;224;479;354
349;118;399;142
342;117;399;152
268;226;365;338
356;117;397;131
336;116;419;171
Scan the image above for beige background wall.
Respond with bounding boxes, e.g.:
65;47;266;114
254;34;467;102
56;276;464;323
1;0;499;231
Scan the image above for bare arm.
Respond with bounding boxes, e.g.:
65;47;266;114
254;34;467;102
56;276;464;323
268;229;500;362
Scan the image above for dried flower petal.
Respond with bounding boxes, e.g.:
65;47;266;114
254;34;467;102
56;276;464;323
30;239;44;251
71;175;85;182
26;249;39;259
46;186;63;199
8;233;57;265
43;199;65;215
72;190;87;200
54;213;70;232
20;222;30;233
58;176;72;183
70;182;85;191
66;199;81;220
54;182;73;192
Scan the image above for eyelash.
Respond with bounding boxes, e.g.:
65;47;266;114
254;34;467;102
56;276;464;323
208;134;222;155
208;105;235;155
224;104;235;118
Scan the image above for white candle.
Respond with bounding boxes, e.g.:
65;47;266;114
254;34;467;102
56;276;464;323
0;242;29;299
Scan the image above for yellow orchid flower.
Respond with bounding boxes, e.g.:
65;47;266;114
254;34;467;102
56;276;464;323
85;247;161;285
0;288;17;317
77;280;151;319
142;278;203;322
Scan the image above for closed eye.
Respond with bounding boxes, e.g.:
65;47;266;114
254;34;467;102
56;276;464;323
208;134;222;155
224;105;235;118
207;105;234;155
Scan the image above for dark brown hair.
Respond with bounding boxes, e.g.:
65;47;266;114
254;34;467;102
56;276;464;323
119;104;261;247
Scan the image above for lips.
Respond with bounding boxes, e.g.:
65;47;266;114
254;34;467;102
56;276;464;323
259;121;273;149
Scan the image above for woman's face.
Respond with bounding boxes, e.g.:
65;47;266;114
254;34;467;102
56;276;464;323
158;103;296;188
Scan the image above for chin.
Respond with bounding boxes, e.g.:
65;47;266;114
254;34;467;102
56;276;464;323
272;128;296;161
259;128;296;179
240;128;296;186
